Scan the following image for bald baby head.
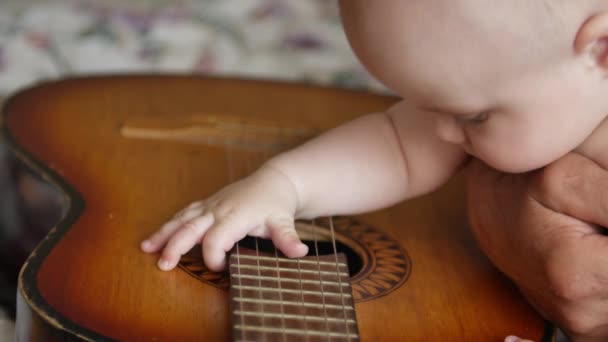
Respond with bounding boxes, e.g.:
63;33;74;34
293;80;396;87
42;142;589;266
339;1;608;173
339;1;607;98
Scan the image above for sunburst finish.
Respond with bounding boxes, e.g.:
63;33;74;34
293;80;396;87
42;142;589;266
3;75;552;341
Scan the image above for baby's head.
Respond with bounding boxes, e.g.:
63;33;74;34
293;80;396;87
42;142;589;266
340;0;608;172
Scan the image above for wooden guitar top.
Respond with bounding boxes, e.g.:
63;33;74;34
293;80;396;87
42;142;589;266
2;75;552;341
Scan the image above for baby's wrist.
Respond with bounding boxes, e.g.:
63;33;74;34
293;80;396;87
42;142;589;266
257;161;304;215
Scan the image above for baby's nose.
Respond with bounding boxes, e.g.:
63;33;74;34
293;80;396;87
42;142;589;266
434;115;466;144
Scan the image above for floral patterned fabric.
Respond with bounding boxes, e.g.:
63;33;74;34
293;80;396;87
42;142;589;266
0;0;386;99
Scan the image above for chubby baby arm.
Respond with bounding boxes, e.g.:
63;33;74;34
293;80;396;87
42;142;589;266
141;100;466;271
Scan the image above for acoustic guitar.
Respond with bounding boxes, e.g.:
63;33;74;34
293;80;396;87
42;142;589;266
3;75;553;341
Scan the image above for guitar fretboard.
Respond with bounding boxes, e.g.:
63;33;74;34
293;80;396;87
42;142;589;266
229;248;360;342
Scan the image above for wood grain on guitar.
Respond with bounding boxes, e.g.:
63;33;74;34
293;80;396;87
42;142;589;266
3;76;554;341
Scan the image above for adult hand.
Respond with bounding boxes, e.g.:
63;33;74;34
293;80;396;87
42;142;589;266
466;153;608;342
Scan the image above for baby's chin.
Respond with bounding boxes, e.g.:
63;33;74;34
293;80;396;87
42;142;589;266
477;153;555;174
471;139;579;174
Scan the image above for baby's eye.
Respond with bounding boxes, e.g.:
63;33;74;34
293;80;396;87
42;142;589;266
457;111;489;125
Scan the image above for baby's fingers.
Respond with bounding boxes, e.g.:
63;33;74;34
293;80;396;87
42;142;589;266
267;215;308;259
141;204;204;253
202;215;253;272
157;213;215;271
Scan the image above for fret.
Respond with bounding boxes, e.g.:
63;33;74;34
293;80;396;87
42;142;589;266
233;310;356;324
234;297;354;310
229;248;359;342
234;325;359;339
231;254;349;268
230;264;349;277
233;285;352;298
232;273;348;287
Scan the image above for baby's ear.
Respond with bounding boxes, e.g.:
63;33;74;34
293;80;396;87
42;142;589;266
575;12;608;69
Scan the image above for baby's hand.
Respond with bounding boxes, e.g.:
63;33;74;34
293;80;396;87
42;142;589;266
140;165;309;271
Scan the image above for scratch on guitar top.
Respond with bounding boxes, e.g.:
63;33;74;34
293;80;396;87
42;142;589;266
120;114;317;150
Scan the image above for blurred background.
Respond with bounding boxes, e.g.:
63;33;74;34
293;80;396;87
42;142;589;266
0;0;385;339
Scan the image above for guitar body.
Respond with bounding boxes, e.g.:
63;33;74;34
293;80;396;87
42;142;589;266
3;76;552;341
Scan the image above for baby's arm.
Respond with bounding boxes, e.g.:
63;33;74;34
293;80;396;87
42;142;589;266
276;100;467;218
141;100;467;271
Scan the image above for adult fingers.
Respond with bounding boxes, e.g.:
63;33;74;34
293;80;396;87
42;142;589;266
549;233;608;301
531;153;608;229
267;215;308;258
157;212;215;271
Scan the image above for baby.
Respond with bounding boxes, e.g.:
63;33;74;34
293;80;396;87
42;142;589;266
142;0;608;280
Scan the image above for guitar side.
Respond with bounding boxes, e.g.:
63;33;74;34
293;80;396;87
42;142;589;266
3;75;554;341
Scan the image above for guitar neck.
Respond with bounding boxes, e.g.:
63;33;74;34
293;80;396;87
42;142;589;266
228;246;360;341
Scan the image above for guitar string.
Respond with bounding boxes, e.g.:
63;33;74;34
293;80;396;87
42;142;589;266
273;138;288;342
329;217;351;340
275;130;328;337
254;236;266;342
235;138;288;341
274;246;288;342
311;218;331;338
226;145;246;341
276;133;309;340
275;133;309;341
296;258;308;342
235;240;245;341
282;136;309;341
252;146;268;342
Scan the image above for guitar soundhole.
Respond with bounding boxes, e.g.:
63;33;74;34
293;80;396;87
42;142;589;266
236;235;364;277
179;217;410;302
